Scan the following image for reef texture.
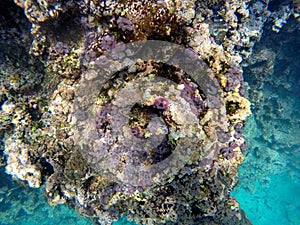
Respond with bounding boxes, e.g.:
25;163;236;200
238;14;300;193
0;0;298;225
0;168;93;225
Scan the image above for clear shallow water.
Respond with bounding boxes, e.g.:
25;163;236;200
232;112;300;225
233;174;300;225
0;167;137;225
0;168;92;225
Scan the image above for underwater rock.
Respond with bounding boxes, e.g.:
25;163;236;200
5;138;42;188
238;14;300;192
1;0;298;225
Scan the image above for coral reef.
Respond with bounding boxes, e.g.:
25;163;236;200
0;167;92;225
230;14;300;225
1;0;298;225
237;14;300;193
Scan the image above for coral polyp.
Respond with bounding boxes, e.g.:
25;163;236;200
153;97;170;111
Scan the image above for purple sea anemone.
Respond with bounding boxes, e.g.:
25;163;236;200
240;140;248;153
153;97;169;111
233;122;244;139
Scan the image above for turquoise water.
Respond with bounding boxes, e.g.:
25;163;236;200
233;174;300;225
232;113;300;225
0;167;137;225
1;51;299;225
0;168;93;225
232;82;300;225
232;15;300;225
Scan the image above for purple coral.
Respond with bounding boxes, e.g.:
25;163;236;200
130;126;143;139
220;147;234;160
85;31;99;47
233;122;244;139
95;55;110;68
224;64;243;91
95;104;112;131
153;97;169;111
53;41;69;55
117;16;134;32
180;81;207;111
101;34;116;51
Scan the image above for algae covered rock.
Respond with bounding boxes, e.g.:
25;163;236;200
3;0;296;224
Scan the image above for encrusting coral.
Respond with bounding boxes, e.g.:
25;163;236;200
1;0;297;224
